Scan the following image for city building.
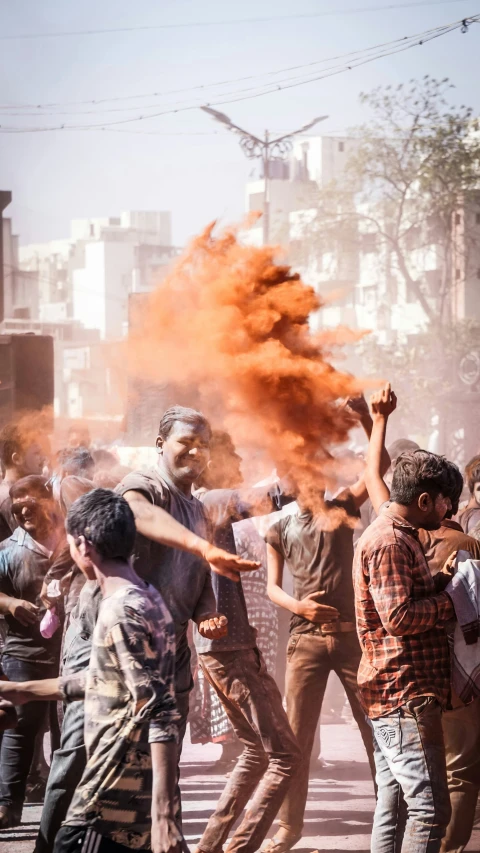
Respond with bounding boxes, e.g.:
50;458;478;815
19;210;178;339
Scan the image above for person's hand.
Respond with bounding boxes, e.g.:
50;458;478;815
151;814;183;853
7;599;39;627
202;544;260;583
297;592;340;624
197;614;228;640
0;700;17;733
370;383;397;420
346;394;370;422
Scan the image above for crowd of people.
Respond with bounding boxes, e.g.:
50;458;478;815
0;388;478;853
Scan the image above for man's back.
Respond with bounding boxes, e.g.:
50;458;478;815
354;510;453;718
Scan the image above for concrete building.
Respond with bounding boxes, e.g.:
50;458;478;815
19;210;178;340
244;135;359;246
2;218;40;320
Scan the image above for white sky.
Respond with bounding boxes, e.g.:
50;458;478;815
1;0;479;246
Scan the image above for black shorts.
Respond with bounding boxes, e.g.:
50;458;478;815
53;826;134;853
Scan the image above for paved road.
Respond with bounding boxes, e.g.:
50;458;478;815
1;722;479;852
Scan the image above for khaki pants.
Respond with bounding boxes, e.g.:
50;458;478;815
441;698;480;853
197;648;300;853
278;630;376;839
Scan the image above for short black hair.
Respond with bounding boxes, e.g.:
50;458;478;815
0;424;27;469
390;450;452;506
444;461;464;516
465;455;480;495
56;447;95;478
158;406;212;441
66;488;136;562
10;475;52;502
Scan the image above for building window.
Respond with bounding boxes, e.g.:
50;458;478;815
455;213;461;225
456;269;461;280
476;213;480;225
338;141;345;153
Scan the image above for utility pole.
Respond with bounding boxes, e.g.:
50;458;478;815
201;108;328;245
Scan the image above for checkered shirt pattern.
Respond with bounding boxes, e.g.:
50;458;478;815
354;510;454;719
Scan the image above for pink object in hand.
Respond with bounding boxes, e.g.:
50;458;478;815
40;607;60;639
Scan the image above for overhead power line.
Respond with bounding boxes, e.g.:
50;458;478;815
0;27;459;114
0;15;477;134
0;0;473;40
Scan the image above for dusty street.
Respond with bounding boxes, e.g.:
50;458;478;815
1;722;478;853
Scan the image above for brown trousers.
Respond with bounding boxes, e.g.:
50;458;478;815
197;648;300;853
278;630;376;839
441;698;480;853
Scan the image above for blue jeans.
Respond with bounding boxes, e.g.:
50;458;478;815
0;655;59;814
370;696;451;853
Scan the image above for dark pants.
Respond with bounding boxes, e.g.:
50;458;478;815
278;630;376;839
53;825;133;853
35;700;86;853
197;647;300;853
0;655;58;815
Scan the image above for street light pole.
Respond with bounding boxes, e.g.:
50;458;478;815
201;107;328;245
263;129;270;244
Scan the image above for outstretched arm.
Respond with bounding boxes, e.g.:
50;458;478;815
123;490;260;583
365;383;397;514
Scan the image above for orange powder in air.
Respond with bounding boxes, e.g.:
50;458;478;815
127;222;363;514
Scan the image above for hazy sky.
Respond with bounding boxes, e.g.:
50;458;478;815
1;0;479;247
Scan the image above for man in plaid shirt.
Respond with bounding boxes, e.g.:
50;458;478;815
354;385;456;853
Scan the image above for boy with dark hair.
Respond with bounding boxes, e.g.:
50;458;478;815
51;488;182;853
365;386;480;853
357;385;456;853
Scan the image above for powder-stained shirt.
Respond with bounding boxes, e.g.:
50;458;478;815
117;466;216;693
0;528;61;666
63;582;179;849
354;510;455;719
418;520;480;576
195;488;261;653
266;492;359;631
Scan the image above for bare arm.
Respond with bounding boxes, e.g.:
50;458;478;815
266;543;340;622
150;741;183;853
365;383;397;514
346;395;391;509
0;593;39;626
123;490;260;583
0;677;62;705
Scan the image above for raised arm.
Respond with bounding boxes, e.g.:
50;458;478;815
345;395;391;509
365;383;397;514
266;543;340;623
123;490;259;583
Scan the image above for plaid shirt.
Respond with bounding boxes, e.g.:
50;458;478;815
354;510;454;719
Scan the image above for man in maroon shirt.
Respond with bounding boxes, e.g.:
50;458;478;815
355;387;456;853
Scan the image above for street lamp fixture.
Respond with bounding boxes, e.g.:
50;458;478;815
201;107;328;244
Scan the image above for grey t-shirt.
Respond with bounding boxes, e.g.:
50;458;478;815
117;465;216;692
195;489;257;654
